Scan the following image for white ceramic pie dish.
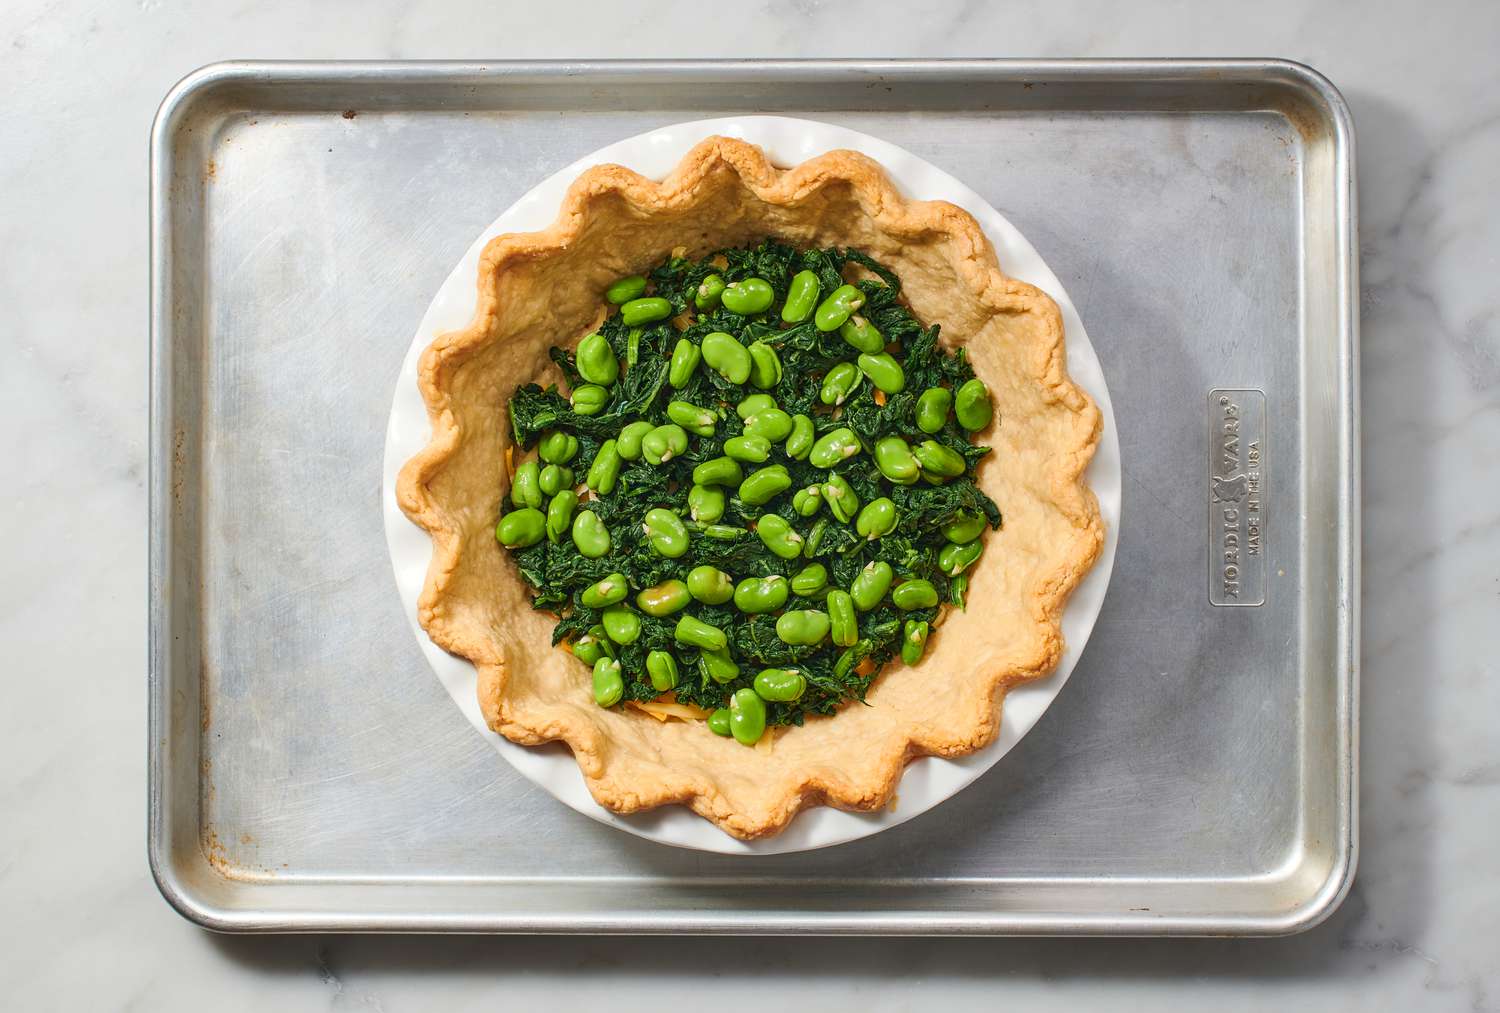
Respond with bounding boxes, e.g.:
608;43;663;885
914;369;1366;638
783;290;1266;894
381;115;1122;855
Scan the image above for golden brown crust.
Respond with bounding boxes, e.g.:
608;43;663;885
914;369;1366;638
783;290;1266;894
397;136;1103;839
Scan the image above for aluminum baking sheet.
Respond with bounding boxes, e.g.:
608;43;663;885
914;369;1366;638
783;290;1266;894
148;59;1358;935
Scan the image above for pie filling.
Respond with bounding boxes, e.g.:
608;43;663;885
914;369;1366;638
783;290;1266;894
495;239;999;745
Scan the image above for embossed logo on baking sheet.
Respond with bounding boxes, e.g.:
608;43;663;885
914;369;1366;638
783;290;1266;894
1208;389;1266;607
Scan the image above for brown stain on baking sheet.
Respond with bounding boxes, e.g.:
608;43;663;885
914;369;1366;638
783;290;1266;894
199;658;211;732
1243;85;1336;144
202;826;278;882
341;109;357;119
198;665;275;880
203;828;228;871
172;427;185;507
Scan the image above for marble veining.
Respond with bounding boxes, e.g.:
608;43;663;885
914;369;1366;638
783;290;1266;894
2;0;1498;1009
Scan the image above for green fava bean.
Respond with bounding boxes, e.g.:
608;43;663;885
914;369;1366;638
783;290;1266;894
785;414;815;460
637;579;691;616
940;539;984;576
642;507;690;558
826;590;858;647
733;575;789;614
605;274;648;305
776;609;830;646
741;407;793;442
666;400;717;436
729;688;766;745
708;705;732;738
809;427;862;468
580;572;630;608
739;464;792;506
723;435;771;463
701;331;752;384
943;512;987;544
576;332;619;386
627;327;642;370
642;424;688;465
955;378;994;431
802;517;829;557
620;296;673;326
950;572;970;609
792;484;822;517
539;430;579;465
571;509;611;557
617;420;653;460
833;645;861;680
571;383;610;415
856;351;906;394
850;560;895;611
745;343;787;392
892;579;939;610
913;439;966;478
754;667;806;703
700;648;740;685
687;483;726;523
820;361;863;406
755;513;805;559
686;565;734;605
916;387;953;433
720;277;774;315
668;338;701;389
701;523;746;541
790;563;828;598
736;393;777;419
538;463;573;497
602;604;642;644
838;314;884;354
546;489;578;543
747;341;783;389
646;650;680;692
496;508;545;548
592;658;624;707
855;497;898;539
821;473;859;524
874;436;920;485
901;620;930;665
695;273;726;311
675;614;727;652
781;270;821;323
510;460;543;509
707;707;732;736
692;456;743;487
571;629;607;666
814;284;865;331
586;439;622;494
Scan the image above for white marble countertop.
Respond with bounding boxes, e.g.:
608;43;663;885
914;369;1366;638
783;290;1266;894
3;0;1498;1008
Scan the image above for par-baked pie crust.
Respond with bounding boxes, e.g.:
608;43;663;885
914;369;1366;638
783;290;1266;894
397;136;1103;839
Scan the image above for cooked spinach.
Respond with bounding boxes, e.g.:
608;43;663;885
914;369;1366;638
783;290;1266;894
500;239;1000;730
